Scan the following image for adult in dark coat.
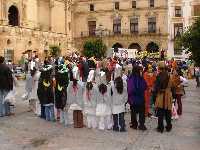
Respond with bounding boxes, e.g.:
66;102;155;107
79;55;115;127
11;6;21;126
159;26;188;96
0;56;13;117
127;65;147;130
82;57;89;82
37;65;54;120
55;64;69;110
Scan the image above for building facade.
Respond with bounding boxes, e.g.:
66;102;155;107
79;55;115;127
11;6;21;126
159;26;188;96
72;0;169;56
0;0;73;62
168;0;200;58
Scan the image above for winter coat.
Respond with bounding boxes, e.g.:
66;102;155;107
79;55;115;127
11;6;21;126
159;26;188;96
55;72;69;109
155;75;174;110
0;64;13;92
37;79;54;105
171;75;184;95
127;75;147;106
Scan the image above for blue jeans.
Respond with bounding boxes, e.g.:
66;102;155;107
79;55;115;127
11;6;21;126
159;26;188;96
0;91;9;117
44;104;55;121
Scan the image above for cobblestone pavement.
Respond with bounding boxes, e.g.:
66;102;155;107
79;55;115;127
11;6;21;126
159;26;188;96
0;80;200;150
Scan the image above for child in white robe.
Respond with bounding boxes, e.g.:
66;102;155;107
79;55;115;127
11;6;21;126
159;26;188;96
68;65;84;128
83;82;98;129
96;71;112;130
111;77;127;132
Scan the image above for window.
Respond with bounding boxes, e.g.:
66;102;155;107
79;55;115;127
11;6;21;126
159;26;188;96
115;2;119;10
149;0;154;8
8;5;19;26
193;5;200;16
175;6;182;17
174;23;183;55
113;18;121;34
132;1;136;8
90;4;94;11
148;17;156;33
174;23;183;38
88;21;96;36
4;49;14;62
130;18;138;33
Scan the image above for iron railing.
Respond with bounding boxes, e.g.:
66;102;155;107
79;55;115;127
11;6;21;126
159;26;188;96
77;28;163;38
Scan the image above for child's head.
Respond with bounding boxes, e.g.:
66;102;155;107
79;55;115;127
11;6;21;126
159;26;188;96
114;77;123;94
86;82;93;91
98;83;107;95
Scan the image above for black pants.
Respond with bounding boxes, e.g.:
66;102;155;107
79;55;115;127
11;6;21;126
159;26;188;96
157;108;172;130
196;76;200;87
40;104;46;119
130;105;145;127
113;112;126;132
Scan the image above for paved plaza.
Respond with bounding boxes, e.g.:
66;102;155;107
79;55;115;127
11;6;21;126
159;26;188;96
0;80;200;150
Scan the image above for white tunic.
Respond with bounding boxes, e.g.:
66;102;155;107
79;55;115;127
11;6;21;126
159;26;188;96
83;84;98;115
111;81;128;114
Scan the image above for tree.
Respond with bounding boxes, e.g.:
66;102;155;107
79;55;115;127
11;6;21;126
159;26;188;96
83;39;107;58
49;45;61;57
178;17;200;66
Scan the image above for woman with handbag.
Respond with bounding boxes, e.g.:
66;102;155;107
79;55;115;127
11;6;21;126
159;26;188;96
154;61;174;133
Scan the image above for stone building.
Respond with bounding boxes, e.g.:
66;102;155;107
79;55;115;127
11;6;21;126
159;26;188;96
72;0;168;56
0;0;73;62
168;0;200;59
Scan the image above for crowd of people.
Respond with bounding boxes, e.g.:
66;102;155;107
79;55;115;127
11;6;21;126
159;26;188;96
0;54;199;134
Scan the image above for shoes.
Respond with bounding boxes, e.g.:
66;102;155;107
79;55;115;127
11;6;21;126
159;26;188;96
166;125;172;132
138;125;147;131
130;124;137;129
156;127;164;133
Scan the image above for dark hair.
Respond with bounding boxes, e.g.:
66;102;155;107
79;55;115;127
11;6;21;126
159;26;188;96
158;70;170;90
114;77;123;94
73;79;78;87
132;65;141;76
98;83;107;95
30;67;37;77
86;82;93;91
0;56;5;63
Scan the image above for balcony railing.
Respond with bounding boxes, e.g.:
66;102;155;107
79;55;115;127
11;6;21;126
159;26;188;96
0;25;67;38
77;28;162;38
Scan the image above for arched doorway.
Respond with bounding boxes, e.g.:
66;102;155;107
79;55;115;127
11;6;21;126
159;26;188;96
146;42;159;53
112;43;123;52
128;43;141;51
8;5;19;26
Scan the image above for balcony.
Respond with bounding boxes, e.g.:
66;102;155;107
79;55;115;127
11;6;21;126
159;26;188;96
77;28;164;38
0;25;67;39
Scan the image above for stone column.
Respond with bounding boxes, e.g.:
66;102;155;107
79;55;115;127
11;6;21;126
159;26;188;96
0;0;8;25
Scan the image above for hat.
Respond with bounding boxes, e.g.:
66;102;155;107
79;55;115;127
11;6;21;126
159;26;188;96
58;64;68;74
87;70;95;82
42;65;53;72
158;61;166;69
